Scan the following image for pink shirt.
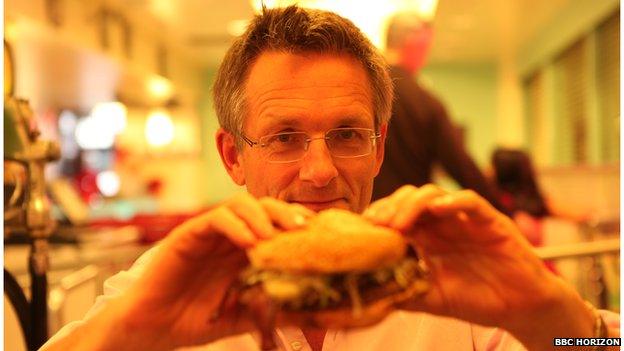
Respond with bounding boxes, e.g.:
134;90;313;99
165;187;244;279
184;312;528;351
42;246;620;351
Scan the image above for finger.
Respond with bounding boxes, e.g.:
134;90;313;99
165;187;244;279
362;197;390;221
260;197;310;230
208;207;258;248
228;194;275;239
427;190;500;223
289;202;316;218
390;184;446;232
163;207;257;265
365;185;418;226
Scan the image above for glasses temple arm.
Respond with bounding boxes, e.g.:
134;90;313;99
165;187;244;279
239;134;258;147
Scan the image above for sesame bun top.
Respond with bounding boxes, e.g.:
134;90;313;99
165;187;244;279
247;209;406;273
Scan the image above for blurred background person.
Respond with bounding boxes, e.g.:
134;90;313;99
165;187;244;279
373;11;504;213
490;148;591;272
491;148;591;230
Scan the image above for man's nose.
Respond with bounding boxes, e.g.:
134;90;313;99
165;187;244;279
299;139;339;187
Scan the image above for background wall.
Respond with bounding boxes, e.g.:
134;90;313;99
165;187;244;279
198;69;245;205
420;63;497;166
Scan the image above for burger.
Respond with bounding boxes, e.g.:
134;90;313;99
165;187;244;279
237;208;429;330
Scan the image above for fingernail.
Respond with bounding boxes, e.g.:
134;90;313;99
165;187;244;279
294;214;307;226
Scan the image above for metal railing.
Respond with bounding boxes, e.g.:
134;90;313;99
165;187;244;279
535;238;620;260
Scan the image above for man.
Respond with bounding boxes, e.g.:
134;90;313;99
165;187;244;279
373;12;503;213
42;6;617;351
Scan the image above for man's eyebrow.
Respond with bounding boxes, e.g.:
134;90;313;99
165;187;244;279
267;116;302;125
259;116;303;131
335;116;372;126
260;115;373;131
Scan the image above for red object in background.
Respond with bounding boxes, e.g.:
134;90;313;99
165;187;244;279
75;169;99;203
89;208;211;244
146;178;163;196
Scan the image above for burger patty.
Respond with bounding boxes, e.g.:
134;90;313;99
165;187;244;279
239;257;427;313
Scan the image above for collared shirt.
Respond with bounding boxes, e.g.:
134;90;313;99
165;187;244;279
179;313;527;351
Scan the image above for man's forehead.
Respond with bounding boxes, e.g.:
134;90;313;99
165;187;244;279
244;51;373;94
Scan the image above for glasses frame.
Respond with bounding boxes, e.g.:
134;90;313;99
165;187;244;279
240;127;381;163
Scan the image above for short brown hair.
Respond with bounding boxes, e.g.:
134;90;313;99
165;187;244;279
212;5;393;146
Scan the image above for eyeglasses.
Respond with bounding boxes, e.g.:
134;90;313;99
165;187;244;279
240;127;381;164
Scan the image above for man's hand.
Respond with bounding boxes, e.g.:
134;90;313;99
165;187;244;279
363;185;596;350
48;193;313;351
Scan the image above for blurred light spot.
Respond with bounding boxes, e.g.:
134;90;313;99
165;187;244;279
32;197;45;212
91;102;127;134
75;116;116;150
96;170;121;197
412;0;438;22
147;75;172;99
145;110;175;147
150;0;177;23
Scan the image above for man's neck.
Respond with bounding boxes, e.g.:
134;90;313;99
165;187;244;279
302;328;326;351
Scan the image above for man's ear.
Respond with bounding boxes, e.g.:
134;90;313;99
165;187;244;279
373;123;388;177
216;128;246;185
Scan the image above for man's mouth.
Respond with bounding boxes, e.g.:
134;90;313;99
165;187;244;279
293;198;347;212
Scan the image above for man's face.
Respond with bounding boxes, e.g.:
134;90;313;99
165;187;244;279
220;51;386;213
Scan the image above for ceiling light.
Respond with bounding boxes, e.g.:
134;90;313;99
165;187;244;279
147;75;172;100
145;110;175;147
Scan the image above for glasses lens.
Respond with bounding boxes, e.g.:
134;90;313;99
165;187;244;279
327;128;373;157
262;132;307;162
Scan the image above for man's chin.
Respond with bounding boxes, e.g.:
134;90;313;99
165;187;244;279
293;199;350;212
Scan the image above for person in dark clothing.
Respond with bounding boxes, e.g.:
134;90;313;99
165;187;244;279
490;147;589;222
491;148;550;218
373;13;502;211
490;148;557;273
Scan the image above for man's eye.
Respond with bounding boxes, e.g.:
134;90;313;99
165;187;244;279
338;130;355;139
277;134;293;142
